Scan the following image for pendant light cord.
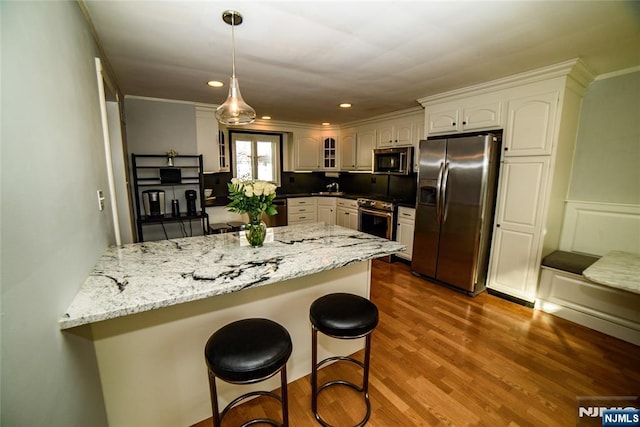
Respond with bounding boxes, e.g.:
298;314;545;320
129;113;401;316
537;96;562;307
230;13;236;78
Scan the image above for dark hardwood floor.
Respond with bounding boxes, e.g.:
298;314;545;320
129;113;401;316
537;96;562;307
193;259;640;426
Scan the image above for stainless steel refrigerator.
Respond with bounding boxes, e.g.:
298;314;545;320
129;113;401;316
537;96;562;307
412;132;501;295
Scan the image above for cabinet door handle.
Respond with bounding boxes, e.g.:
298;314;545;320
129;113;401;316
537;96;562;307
496;224;501;227
452;122;456;126
462;121;467;125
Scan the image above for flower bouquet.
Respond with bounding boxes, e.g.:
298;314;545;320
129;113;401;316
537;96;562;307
227;179;278;246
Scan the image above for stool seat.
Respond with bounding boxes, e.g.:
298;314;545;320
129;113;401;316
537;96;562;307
206;318;292;384
209;223;232;234
227;221;245;231
310;293;378;338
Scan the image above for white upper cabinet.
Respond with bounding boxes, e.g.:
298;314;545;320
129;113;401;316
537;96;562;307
427;98;502;135
504;91;558;156
377;119;413;147
426;103;459;134
341;127;375;171
340;129;356;170
355;128;376;171
294;134;321;170
195;107;224;173
294;132;339;171
321;133;338;170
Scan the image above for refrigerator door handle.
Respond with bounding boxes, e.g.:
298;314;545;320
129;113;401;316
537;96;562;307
441;162;451;223
435;162;445;222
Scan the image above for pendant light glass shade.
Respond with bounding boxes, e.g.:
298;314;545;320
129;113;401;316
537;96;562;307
215;10;256;126
215;76;256;125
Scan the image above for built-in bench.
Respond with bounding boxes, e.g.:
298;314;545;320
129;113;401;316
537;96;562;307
536;250;640;345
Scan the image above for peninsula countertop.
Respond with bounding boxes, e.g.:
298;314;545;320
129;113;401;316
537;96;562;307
60;223;404;330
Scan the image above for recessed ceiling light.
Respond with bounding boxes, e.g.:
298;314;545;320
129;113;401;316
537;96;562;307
339;103;352;108
262;116;272;120
322;122;331;126
207;80;224;88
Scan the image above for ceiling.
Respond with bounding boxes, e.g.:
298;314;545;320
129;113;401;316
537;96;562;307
84;1;640;126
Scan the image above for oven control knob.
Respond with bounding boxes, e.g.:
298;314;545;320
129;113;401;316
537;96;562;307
382;203;392;210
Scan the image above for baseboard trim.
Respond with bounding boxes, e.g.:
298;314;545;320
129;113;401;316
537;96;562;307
487;288;535;308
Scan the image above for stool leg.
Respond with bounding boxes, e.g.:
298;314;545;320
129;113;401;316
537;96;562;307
362;333;372;396
281;364;289;427
311;325;319;417
207;370;222;427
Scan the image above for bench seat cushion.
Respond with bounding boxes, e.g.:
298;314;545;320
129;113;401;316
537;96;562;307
541;250;600;275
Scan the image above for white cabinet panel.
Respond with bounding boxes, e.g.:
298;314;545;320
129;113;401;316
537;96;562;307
463;101;502;130
336;199;358;230
317;197;337;225
355;129;376;171
395;207;415;260
427;100;501;135
427;104;459;134
294;135;321;170
495;158;549;231
505;91;557;156
488;156;550;302
378;119;413;147
340;130;356;170
487;227;538;300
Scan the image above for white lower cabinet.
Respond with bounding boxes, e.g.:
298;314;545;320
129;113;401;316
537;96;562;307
395;207;415;260
287;197;317;225
317;197;337;225
336;199;359;230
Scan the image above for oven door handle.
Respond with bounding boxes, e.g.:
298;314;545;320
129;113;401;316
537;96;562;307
358;207;394;219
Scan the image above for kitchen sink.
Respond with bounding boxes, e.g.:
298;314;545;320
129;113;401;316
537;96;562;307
311;191;345;196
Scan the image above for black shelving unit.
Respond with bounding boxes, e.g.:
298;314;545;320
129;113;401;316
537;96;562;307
131;154;209;242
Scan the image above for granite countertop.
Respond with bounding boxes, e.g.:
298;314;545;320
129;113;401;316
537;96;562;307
60;223;404;330
583;250;640;295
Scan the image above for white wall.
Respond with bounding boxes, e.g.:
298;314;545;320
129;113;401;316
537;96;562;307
568;70;640;204
1;2;110;425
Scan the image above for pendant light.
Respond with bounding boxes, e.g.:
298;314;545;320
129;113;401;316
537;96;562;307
215;10;256;126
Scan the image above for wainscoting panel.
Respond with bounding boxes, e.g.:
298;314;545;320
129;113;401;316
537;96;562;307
559;200;640;256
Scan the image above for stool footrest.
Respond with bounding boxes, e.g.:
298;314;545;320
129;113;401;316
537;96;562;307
318;379;364;394
317;355;365;371
241;418;282;427
221;390;283;423
313;380;371;427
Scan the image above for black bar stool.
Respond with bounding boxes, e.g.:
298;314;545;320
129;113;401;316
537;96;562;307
205;318;292;427
310;293;379;426
209;223;232;234
227;221;245;232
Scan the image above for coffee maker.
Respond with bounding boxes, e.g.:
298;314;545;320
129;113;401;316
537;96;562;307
142;190;165;218
185;190;197;216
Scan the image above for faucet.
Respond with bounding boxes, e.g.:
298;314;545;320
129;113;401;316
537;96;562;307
326;182;339;192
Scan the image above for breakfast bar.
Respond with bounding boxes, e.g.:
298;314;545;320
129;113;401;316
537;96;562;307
60;223;403;427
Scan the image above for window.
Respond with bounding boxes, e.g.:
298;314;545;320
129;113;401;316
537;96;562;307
231;132;281;185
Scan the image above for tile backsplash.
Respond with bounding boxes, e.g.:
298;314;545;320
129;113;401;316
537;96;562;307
204;171;417;203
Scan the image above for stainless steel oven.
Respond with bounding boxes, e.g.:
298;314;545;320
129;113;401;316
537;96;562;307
357;198;396;262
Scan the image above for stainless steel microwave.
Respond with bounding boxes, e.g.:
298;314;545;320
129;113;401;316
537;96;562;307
372;147;413;175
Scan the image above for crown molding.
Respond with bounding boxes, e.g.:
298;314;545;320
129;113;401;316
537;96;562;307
417;58;595;106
